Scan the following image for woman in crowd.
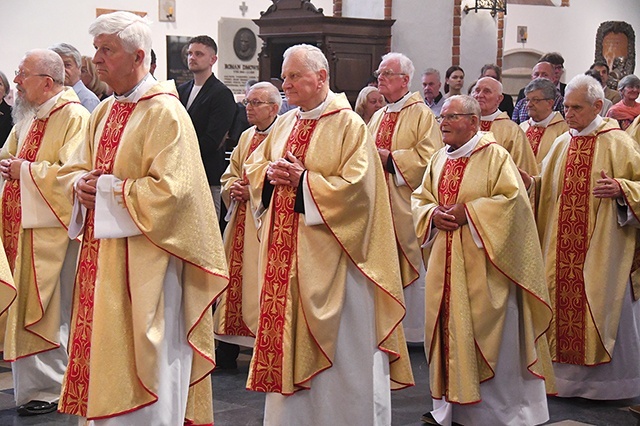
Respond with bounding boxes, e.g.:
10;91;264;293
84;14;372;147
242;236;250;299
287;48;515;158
444;65;465;98
0;71;12;145
355;86;385;124
607;74;640;130
80;55;110;100
480;63;514;117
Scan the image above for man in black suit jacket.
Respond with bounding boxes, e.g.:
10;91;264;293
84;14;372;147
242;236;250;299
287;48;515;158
178;35;236;220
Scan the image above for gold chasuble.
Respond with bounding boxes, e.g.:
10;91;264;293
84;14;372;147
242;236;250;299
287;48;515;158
481;111;538;175
367;92;443;287
0;88;88;359
520;112;569;167
57;81;228;422
536;118;640;366
627;114;640;143
215;126;269;339
413;134;554;403
245;94;413;395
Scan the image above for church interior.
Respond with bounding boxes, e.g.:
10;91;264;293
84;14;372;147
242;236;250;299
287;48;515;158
1;0;639;424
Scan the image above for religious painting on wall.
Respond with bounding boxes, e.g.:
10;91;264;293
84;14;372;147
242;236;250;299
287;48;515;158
595;21;636;90
166;35;192;87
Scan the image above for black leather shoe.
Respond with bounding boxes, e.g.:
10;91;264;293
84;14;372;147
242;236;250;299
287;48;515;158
17;400;58;416
421;412;440;425
420;411;463;426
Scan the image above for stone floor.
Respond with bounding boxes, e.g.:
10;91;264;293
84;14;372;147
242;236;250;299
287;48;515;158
0;345;639;425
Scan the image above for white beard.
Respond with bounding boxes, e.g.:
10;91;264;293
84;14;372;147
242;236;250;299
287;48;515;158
11;95;37;124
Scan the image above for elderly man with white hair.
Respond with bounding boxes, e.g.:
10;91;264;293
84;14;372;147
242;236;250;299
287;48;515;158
523;74;640;400
368;52;443;345
49;42;100;112
55;11;228;425
0;48;88;417
413;95;553;426
472;76;538;175
244;44;413;425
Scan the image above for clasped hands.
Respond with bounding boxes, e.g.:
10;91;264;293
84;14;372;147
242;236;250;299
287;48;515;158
266;151;305;188
75;169;103;210
230;179;250;202
0;156;26;180
519;168;621;199
433;203;467;232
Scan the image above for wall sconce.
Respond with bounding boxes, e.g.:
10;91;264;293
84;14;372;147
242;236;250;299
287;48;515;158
159;0;176;22
464;0;507;17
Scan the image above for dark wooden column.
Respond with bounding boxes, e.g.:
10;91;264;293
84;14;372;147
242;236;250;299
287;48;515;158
254;0;395;105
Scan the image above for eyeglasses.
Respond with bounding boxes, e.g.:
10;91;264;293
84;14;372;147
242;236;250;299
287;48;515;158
437;113;475;123
373;70;406;79
525;98;552;105
14;70;52;80
242;98;274;107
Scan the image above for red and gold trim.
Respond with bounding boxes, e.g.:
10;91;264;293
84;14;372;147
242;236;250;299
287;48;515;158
480;120;492;132
436;157;469;398
247;119;316;393
374;111;399;153
554;135;596;365
59;101;137;416
526;126;546;156
220;132;266;337
1;118;48;271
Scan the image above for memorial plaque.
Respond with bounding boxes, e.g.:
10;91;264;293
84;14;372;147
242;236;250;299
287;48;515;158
166;35;192;87
218;18;260;95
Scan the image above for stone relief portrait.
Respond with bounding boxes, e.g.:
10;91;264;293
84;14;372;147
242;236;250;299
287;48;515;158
595;21;636;90
233;28;257;61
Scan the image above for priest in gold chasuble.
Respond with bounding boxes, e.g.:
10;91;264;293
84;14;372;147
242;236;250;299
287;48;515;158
55;12;228;425
530;75;640;400
0;49;88;416
519;78;570;168
214;82;281;355
472;77;538;175
628;114;640;143
413;95;554;426
244;44;413;426
368;52;443;344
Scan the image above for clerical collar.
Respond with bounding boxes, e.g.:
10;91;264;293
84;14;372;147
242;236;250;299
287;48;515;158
481;109;502;121
35;90;64;120
569;115;603;137
114;73;156;103
256;117;277;134
297;91;336;120
446;132;482;159
529;111;555;128
384;91;412;113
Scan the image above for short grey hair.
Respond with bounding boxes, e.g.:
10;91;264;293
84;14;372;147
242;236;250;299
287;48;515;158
443;95;481;119
566;74;605;105
49;43;82;67
89;11;152;68
355;86;379;117
381;52;415;82
25;49;65;86
524;78;556;100
248;82;283;109
618;74;640;91
283;44;329;75
422;68;441;80
0;71;9;99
